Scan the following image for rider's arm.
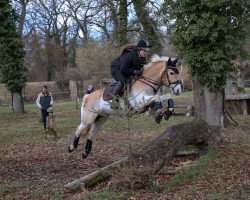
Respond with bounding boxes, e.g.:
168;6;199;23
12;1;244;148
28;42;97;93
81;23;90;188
120;52;135;76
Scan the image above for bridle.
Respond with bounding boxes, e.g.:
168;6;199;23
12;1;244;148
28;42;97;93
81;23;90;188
134;63;181;94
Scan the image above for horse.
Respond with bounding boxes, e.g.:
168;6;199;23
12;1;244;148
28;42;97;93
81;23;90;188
68;55;182;158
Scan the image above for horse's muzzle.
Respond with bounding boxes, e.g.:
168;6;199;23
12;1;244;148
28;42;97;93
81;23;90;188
171;81;182;95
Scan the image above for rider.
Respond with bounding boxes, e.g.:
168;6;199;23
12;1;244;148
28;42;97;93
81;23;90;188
110;39;151;97
110;39;175;123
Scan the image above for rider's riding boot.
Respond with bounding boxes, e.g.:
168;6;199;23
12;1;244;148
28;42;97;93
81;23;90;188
111;81;124;109
155;101;163;124
163;99;174;120
113;81;124;97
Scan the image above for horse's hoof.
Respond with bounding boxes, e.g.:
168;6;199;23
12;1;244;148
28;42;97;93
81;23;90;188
82;152;89;159
163;110;172;121
68;145;75;153
155;115;162;124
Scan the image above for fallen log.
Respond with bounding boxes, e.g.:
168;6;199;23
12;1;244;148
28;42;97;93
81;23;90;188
64;157;128;191
64;120;222;191
127;120;222;175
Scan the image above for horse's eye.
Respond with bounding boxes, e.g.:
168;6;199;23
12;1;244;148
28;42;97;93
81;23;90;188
170;72;174;75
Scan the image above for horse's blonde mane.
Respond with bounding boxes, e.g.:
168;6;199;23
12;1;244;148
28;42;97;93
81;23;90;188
150;54;170;63
144;54;170;69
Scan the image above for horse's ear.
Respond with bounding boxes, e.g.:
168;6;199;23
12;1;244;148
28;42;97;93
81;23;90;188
173;58;178;65
167;57;171;65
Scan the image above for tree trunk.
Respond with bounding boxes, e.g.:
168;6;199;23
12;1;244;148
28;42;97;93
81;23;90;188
117;0;128;46
236;77;245;94
193;80;223;127
12;92;24;113
17;0;28;36
132;0;162;54
225;77;233;95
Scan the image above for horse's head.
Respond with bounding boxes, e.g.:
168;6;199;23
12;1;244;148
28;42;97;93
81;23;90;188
161;57;182;95
141;55;182;95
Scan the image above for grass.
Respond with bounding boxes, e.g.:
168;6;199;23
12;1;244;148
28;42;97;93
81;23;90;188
0;96;194;199
244;87;250;93
85;189;129;200
164;150;222;190
0;92;249;199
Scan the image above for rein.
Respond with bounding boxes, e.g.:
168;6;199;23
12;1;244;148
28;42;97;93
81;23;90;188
135;75;162;94
134;65;179;94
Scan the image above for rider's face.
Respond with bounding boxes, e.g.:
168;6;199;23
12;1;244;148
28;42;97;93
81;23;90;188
139;48;148;57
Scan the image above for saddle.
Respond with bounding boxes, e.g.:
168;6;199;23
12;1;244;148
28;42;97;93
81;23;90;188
103;81;117;101
103;78;133;101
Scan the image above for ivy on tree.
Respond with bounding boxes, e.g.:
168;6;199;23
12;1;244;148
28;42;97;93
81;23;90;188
162;0;250;92
0;0;27;93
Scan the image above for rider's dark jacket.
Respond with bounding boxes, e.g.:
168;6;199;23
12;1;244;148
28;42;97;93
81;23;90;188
110;48;145;79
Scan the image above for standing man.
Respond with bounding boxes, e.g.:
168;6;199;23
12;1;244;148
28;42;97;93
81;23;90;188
36;85;53;130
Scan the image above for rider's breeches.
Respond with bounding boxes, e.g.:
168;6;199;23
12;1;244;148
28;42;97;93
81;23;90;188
110;67;127;83
110;67;127;96
41;109;49;130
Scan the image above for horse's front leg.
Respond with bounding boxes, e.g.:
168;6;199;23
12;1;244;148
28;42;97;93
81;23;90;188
142;94;173;124
157;94;175;122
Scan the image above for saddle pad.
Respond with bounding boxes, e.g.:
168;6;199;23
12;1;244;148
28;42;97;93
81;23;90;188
103;83;116;101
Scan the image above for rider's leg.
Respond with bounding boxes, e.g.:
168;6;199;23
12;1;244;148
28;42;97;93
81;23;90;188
113;81;125;96
111;70;127;97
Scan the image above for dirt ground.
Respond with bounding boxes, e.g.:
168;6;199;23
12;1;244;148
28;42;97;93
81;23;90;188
0;99;249;199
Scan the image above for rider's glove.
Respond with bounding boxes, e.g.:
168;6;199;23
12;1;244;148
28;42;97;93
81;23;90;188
134;70;142;76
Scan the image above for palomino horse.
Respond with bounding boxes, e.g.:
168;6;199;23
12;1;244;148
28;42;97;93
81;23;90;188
68;55;182;158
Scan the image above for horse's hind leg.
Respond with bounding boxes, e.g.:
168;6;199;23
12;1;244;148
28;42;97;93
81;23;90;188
82;116;107;159
68;123;89;152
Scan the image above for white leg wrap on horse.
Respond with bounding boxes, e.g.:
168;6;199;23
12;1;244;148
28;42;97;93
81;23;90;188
69;144;75;151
